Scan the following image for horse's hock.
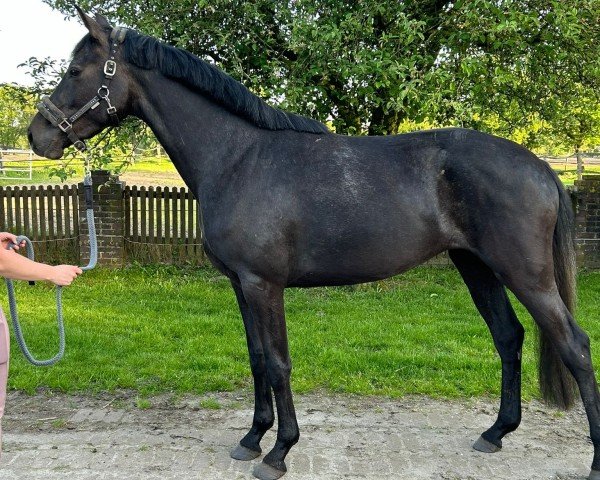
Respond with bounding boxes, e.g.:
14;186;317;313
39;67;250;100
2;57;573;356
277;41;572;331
573;174;600;269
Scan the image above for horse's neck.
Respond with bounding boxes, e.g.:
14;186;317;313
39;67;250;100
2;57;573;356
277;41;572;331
131;70;259;196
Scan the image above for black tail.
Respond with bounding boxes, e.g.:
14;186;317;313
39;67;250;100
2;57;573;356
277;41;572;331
537;163;578;409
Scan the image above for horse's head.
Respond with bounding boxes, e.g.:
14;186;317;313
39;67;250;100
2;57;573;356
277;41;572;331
28;7;132;159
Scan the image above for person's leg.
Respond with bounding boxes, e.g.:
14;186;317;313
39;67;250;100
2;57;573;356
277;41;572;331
0;307;10;457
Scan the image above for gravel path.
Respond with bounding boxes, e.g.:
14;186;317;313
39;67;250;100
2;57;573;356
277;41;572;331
0;390;593;480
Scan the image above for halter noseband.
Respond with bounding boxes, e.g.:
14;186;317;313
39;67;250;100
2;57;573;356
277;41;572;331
36;27;128;152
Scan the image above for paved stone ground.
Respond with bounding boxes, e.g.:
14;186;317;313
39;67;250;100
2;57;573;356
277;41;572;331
0;390;594;480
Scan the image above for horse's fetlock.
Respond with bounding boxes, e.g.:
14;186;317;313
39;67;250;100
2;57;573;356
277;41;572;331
255;416;275;432
502;420;521;433
280;427;299;447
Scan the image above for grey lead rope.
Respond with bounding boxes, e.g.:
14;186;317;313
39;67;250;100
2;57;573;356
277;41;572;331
4;173;97;366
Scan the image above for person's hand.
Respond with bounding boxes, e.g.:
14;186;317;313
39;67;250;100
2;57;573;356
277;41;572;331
0;232;24;250
50;265;83;286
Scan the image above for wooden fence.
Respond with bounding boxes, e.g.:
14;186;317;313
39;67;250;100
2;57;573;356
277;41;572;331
123;185;204;265
0;184;80;264
0;182;204;266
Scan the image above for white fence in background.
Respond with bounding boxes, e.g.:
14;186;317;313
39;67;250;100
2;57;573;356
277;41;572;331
0;149;33;180
542;153;600;165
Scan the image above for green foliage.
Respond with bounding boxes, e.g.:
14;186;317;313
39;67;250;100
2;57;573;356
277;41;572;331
0;84;36;149
17;1;600;153
52;122;158;181
435;0;600;151
18;56;66;93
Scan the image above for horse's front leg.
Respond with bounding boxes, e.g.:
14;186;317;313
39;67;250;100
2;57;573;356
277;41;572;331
230;281;275;461
240;275;298;480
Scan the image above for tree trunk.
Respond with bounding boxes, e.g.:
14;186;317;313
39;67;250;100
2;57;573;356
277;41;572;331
576;149;583;181
368;106;402;136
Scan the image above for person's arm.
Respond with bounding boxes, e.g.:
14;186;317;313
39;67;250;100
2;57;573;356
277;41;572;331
0;233;82;286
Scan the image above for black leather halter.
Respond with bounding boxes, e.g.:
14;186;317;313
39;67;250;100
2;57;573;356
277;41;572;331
36;27;128;152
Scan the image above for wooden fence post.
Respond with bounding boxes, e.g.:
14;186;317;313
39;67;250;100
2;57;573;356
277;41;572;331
78;170;125;267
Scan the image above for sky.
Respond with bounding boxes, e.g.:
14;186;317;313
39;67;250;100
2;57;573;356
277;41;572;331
0;0;85;86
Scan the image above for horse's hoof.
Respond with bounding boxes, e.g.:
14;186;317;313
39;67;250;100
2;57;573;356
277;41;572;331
589;469;600;480
472;435;501;453
231;443;261;461
253;461;286;480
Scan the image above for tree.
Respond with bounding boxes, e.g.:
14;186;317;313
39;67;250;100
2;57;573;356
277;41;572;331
0;84;36;149
546;87;600;179
40;0;600;148
434;0;600;152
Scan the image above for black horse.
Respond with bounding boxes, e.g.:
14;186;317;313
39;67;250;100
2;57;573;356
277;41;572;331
28;9;600;480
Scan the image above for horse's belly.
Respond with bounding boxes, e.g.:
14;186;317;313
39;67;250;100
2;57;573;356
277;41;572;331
287;234;446;287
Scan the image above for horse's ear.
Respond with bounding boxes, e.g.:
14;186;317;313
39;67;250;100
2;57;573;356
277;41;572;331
75;5;109;45
94;13;112;30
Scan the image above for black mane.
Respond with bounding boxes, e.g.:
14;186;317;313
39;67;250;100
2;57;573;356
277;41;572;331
121;30;330;134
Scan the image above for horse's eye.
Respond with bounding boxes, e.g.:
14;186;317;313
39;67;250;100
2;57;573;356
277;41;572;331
69;67;81;77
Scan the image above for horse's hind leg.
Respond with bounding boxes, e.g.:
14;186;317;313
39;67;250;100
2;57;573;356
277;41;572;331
510;284;600;479
449;249;525;452
230;281;275;461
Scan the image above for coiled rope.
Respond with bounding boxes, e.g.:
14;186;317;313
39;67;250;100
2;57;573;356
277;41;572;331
4;173;97;366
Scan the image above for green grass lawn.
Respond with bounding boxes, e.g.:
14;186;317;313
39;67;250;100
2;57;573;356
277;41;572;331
123;156;178;173
553;164;600;185
4;266;600;401
0;168;55;186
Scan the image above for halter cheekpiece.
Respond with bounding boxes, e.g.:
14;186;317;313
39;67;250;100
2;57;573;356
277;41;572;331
36;27;128;152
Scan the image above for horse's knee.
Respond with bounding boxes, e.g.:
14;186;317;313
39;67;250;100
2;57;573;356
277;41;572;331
513;323;525;345
249;351;267;375
264;355;292;390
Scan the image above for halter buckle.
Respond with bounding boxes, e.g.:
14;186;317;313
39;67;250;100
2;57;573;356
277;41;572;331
104;60;117;77
58;119;72;132
106;106;117;115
